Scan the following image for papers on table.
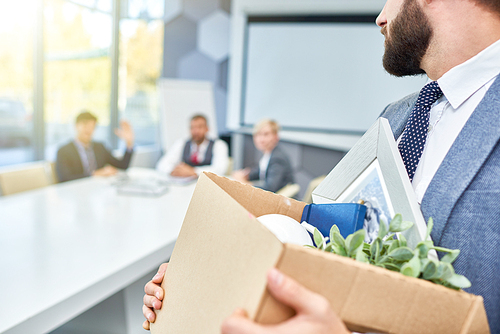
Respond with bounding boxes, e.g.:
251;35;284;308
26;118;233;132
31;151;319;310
111;169;198;197
114;176;169;197
160;175;197;185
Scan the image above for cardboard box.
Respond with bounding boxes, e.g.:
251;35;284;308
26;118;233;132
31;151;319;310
151;173;490;334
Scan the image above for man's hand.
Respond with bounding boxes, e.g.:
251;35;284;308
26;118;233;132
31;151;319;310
171;163;197;177
142;263;168;330
92;165;118;177
114;120;135;149
231;168;251;184
221;268;350;334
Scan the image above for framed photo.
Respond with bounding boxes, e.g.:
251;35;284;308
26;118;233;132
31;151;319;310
334;160;394;243
312;118;427;248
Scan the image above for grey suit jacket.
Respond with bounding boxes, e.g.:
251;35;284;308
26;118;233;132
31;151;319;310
380;75;500;333
248;145;294;193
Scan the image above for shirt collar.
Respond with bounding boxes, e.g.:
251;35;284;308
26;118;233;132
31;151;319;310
74;139;92;150
190;138;209;150
437;38;500;109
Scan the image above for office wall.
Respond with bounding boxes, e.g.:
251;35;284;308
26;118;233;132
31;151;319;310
161;0;231;135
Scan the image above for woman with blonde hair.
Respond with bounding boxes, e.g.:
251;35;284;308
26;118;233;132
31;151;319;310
232;119;294;192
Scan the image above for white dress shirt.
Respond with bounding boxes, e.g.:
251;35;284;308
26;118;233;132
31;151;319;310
408;39;500;203
73;139;96;176
156;138;229;176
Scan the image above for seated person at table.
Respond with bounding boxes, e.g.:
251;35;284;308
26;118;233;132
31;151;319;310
156;114;229;177
232;119;294;192
56;111;135;182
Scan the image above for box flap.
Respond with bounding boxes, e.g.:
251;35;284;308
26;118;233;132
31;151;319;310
257;244;490;334
461;296;490;334
151;173;286;334
204;172;306;222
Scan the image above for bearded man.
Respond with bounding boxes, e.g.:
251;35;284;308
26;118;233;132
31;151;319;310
143;0;500;332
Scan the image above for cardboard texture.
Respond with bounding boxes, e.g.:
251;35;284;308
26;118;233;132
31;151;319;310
151;173;490;334
151;173;304;334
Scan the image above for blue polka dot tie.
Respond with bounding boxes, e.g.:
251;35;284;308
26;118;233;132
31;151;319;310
398;81;443;182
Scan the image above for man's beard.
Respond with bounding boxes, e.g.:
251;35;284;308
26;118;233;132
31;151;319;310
382;0;432;77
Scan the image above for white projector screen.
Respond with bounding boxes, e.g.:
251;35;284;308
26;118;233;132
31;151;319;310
242;17;427;134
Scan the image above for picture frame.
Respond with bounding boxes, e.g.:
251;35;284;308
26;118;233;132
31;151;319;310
312;118;427;248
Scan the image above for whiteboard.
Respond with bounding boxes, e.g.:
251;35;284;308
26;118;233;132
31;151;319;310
241;20;427;134
158;79;218;151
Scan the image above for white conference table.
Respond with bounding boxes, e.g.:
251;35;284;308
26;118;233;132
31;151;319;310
0;168;196;334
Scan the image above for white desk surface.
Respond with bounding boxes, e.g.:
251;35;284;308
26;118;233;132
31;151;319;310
0;168;196;334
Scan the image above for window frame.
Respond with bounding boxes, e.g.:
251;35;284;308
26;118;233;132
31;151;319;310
29;0;164;163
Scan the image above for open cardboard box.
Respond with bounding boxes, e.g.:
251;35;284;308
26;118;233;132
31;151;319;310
151;172;489;334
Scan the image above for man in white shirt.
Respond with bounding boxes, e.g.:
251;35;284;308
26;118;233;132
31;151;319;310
156;114;229;177
402;42;500;204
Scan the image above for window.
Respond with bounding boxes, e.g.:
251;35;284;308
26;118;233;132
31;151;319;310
127;0;165;19
0;1;36;166
0;0;165;167
44;0;113;161
119;19;163;147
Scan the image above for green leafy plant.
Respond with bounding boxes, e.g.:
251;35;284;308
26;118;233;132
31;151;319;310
307;214;471;290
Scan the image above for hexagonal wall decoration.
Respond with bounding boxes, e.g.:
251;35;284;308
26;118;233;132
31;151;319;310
163;15;197;77
183;0;219;21
177;51;218;83
163;0;182;22
197;10;230;62
219;0;231;14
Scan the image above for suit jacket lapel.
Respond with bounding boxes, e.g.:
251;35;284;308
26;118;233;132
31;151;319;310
69;142;85;174
383;92;419;139
421;75;500;244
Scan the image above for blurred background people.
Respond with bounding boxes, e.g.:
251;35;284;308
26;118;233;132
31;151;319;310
156;114;229;177
232;119;293;192
56;111;135;182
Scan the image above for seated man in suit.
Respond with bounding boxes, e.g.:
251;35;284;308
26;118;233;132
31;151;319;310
156;114;229;177
232;119;294;193
56;111;134;182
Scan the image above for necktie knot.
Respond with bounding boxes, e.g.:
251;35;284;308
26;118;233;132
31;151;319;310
416;81;443;106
